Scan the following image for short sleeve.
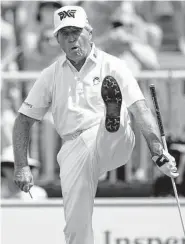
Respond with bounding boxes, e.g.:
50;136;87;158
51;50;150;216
113;59;145;107
18;68;52;120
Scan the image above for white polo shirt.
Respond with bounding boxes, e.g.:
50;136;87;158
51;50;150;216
19;44;144;138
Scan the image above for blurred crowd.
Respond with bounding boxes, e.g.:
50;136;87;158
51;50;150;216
1;0;185;198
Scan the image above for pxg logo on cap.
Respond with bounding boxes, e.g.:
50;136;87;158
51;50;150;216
58;10;76;21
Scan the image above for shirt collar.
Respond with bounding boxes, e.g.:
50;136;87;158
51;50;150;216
88;43;98;63
60;43;98;67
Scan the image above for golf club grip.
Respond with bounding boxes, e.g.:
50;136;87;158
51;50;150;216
149;84;165;137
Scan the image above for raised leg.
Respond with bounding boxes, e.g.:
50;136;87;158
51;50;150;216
97;75;135;174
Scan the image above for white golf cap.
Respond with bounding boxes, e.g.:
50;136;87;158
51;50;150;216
53;5;88;36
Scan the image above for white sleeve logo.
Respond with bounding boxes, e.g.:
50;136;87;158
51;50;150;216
23;102;33;108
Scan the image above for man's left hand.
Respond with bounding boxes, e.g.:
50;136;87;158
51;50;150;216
14;165;34;192
152;150;179;178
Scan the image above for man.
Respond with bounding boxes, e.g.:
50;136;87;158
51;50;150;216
13;5;178;244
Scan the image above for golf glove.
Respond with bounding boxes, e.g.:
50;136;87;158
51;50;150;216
152;149;179;178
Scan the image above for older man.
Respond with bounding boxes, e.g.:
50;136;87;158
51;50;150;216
13;6;178;244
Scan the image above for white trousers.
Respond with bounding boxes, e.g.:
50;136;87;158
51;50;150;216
57;118;135;244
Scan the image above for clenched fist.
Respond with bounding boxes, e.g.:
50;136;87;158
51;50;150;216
14;165;34;192
152;149;179;178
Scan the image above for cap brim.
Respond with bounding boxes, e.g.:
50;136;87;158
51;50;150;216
53;22;85;36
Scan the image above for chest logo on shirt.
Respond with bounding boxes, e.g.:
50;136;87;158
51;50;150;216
93;77;100;86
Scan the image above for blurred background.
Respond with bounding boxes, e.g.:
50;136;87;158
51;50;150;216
1;0;185;200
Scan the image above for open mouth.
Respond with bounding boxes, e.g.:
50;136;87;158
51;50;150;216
71;46;79;50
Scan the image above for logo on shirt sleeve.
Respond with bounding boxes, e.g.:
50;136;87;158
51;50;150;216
23;102;33;108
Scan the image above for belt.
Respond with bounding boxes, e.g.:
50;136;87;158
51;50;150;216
62;130;84;142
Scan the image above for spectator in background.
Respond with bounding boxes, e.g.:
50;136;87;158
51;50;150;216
1;146;48;199
1;82;24;154
82;1;121;39
36;1;63;60
1;91;17;154
136;0;185;54
1;2;18;71
171;1;185;54
94;1;160;76
22;1;63;70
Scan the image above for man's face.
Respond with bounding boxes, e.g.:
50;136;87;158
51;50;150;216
57;26;91;62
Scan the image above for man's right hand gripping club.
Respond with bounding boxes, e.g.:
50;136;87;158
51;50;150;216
152;149;179;178
14;165;34;192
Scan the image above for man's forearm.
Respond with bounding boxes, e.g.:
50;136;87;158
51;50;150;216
13;113;36;167
137;108;163;156
129;100;163;156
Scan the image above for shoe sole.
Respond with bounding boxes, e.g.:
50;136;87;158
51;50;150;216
101;76;122;132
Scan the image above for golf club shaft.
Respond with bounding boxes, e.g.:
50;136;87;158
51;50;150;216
149;84;185;236
29;190;33;199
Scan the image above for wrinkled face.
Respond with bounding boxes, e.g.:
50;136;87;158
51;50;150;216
57;26;92;62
